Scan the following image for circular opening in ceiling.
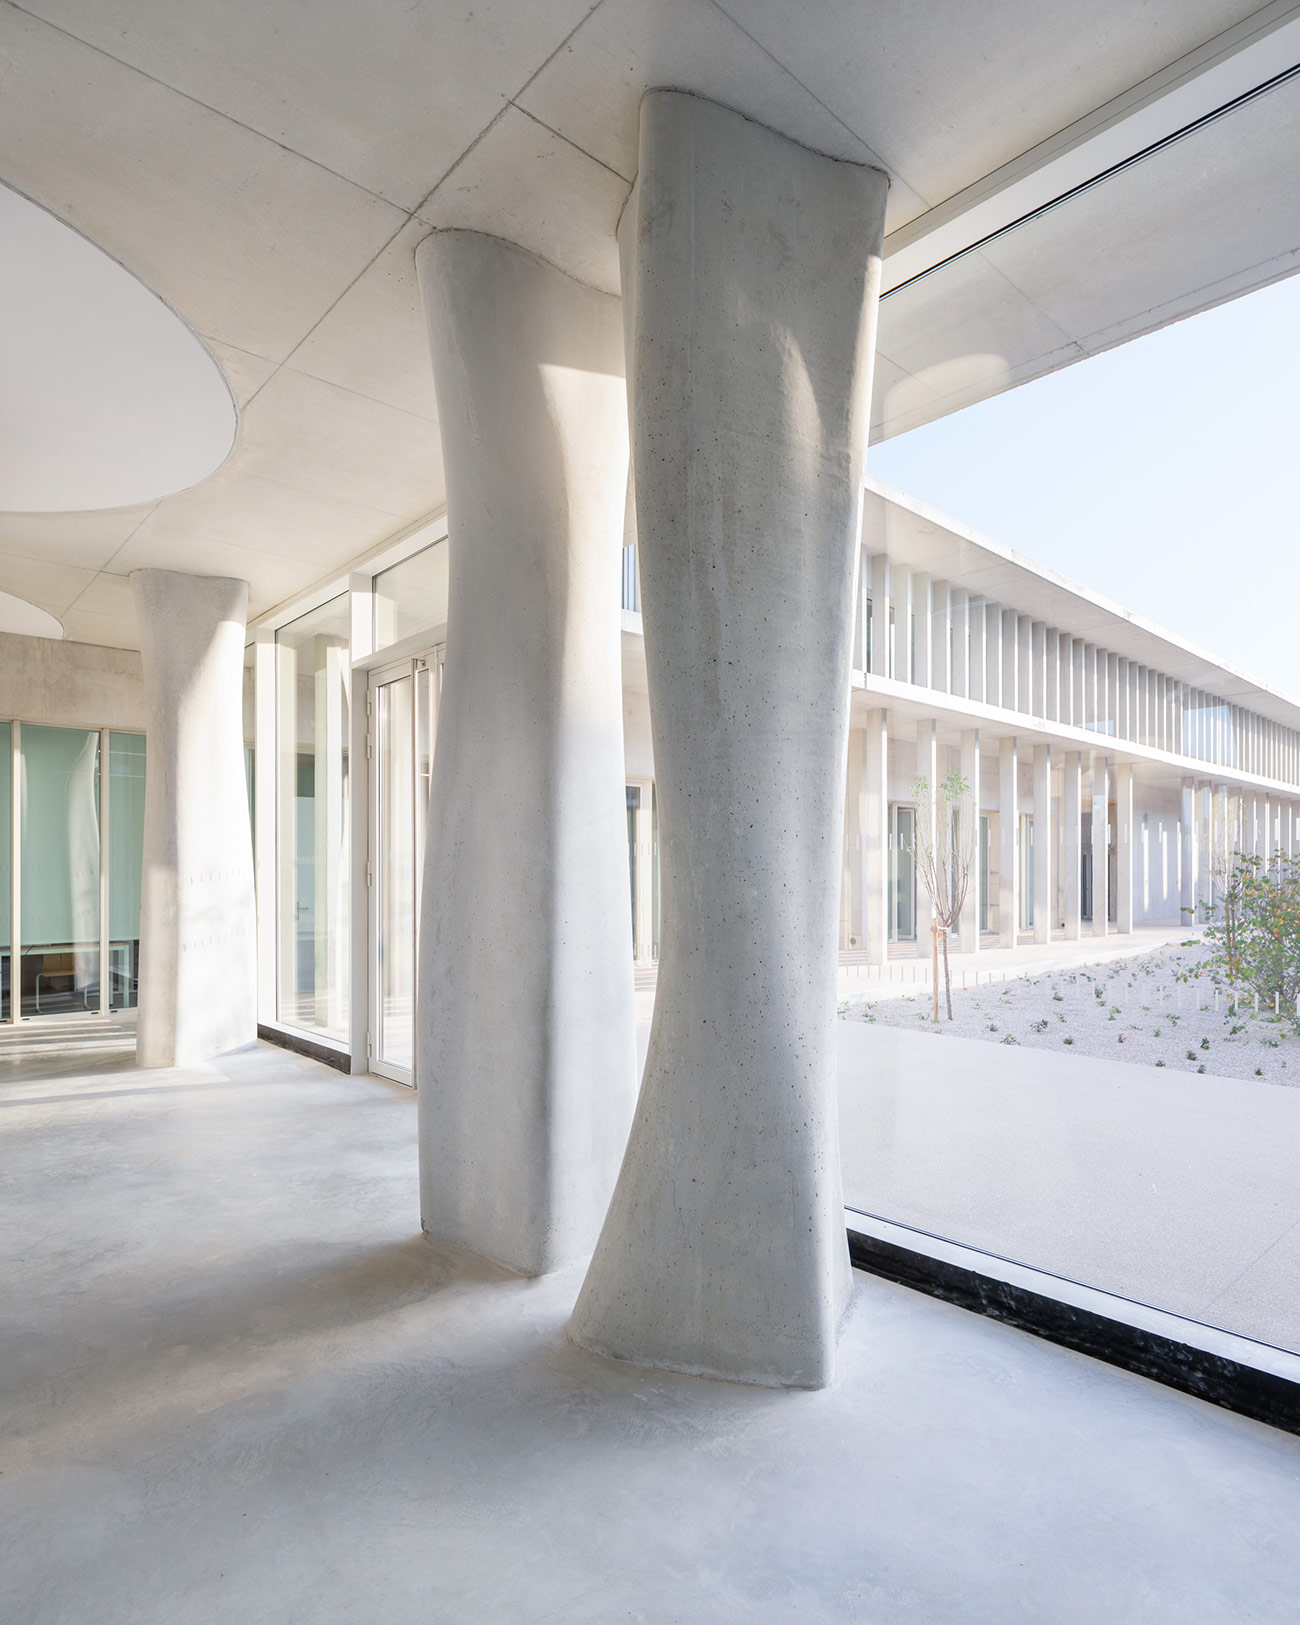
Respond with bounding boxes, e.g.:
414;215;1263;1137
0;590;64;639
0;182;237;513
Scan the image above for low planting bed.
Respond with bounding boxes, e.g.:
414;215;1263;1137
842;943;1300;1085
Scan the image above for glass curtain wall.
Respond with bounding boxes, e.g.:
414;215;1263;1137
1;724;9;1020
839;73;1300;1366
373;541;449;652
243;643;256;840
108;734;146;1008
375;673;416;1071
20;726;100;1016
276;596;351;1040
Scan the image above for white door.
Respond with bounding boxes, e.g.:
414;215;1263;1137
368;651;440;1084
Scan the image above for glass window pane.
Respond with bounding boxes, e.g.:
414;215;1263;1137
373;540;448;652
376;676;415;1071
109;733;146;1010
243;643;256;849
20;725;100;1018
0;723;9;1021
276;595;350;1039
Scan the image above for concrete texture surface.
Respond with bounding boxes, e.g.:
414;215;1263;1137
838;1020;1300;1352
571;92;889;1389
415;230;638;1276
0;628;145;731
133;567;256;1069
4;1020;1300;1624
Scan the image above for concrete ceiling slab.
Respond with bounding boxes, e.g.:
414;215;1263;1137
979;76;1300;352
17;0;598;211
119;461;411;571
875;250;1082;431
418;106;631;293
3;0;1298;646
287;218;441;423
235;367;442;520
0;507;156;571
58;603;139;649
515;0;927;231
715;0;1266;216
0;5;407;362
107;522;326;613
203;341;280;410
0;554;97;615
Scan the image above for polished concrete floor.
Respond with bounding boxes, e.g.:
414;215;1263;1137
4;1018;1300;1623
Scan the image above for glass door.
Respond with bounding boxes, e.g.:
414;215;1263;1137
369;652;440;1084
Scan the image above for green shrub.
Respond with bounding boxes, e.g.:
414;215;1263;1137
1200;854;1300;1011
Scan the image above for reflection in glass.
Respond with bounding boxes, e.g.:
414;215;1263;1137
276;596;350;1039
21;725;100;1017
376;675;415;1071
109;733;146;1008
243;642;256;846
373;540;448;651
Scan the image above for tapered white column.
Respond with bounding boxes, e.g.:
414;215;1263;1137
1091;755;1109;936
133;570;256;1068
1033;743;1051;944
841;727;864;950
1180;776;1197;924
1063;751;1083;940
571;92;888;1389
998;736;1018;947
863;710;889;966
1116;762;1134;933
415;229;637;1276
959;728;981;952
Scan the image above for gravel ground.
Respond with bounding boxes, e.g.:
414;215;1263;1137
841;944;1300;1085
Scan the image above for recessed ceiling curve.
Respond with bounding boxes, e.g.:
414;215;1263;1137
0;182;236;513
0;590;64;639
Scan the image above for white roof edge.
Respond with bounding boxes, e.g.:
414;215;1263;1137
861;473;1300;727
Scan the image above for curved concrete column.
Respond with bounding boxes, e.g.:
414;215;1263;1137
570;93;888;1389
133;569;255;1068
414;229;637;1277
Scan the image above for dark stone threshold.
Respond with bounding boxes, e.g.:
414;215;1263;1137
257;1024;352;1073
848;1225;1300;1437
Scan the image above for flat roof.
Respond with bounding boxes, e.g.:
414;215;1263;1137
862;476;1300;732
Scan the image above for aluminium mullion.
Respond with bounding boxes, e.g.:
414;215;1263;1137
99;728;110;1016
7;722;18;1023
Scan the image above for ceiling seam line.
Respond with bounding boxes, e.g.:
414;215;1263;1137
0;0;406;211
98;506;164;577
703;0;913;186
406;0;608;220
508;101;634;182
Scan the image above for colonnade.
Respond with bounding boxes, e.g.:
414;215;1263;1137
128;90;886;1390
855;552;1300;786
130;88;1300;1393
1180;780;1300;920
841;712;1300;962
412;90;888;1389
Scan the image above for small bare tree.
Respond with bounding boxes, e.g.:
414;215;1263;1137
909;771;978;1020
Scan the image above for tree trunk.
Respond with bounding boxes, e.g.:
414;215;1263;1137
930;920;940;1023
942;928;953;1020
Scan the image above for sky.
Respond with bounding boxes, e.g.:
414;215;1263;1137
867;270;1300;699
